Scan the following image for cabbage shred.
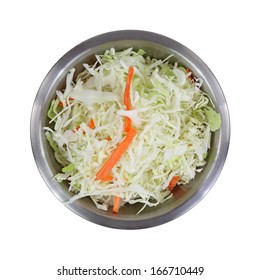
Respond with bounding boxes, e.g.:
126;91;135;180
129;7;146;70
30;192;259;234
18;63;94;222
44;48;221;213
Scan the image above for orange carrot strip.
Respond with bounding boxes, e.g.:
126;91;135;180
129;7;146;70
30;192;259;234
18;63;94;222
89;118;95;129
103;174;113;181
168;176;180;191
113;196;121;214
186;68;194;81
58;97;74;107
73;124;80;132
124;66;134;110
124;66;134;132
96;127;137;181
125;117;132;133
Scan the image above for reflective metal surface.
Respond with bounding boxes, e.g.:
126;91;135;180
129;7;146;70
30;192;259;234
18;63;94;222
31;30;230;229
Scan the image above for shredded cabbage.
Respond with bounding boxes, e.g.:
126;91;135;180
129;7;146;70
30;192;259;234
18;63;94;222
44;48;221;213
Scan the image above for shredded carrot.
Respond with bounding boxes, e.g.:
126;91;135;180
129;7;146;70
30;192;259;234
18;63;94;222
73;118;95;132
168;176;180;191
186;68;194;81
72;124;81;133
103;174;113;181
125;117;132;133
89;118;95;129
58;97;74;107
96;126;137;181
124;66;134;132
106;136;112;141
113;196;121;213
124;66;134;110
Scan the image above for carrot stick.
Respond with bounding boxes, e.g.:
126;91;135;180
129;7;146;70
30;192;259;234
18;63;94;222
186;68;194;81
124;66;134;132
113;196;121;213
124;66;134;110
58;97;74;107
103;174;113;181
125;117;132;133
168;176;180;191
89;118;95;129
96;126;137;181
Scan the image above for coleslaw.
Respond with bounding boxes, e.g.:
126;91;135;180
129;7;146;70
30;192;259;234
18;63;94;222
44;48;221;213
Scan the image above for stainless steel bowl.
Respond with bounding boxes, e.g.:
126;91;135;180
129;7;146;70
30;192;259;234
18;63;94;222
31;30;230;229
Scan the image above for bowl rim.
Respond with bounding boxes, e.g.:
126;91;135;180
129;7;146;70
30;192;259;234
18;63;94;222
30;29;230;229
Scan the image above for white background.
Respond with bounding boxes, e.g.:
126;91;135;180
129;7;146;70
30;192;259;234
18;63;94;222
1;0;260;279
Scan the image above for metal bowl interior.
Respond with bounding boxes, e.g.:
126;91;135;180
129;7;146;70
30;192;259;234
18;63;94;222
31;30;230;229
